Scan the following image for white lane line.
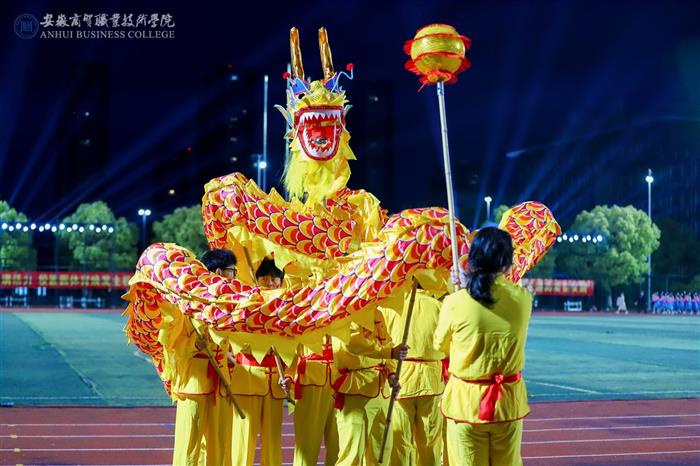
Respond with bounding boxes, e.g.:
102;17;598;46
9;433;697;443
1;448;174;452
529;390;700;397
2;433;297;439
523;449;700;459
528;381;601;394
0;396;165;400
525;423;700;432
2;422;293;427
527;413;700;422
523;435;700;444
1;423;172;427
2;434;174;438
1;446;300;452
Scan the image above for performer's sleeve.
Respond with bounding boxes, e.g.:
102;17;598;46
285;350;300;378
376;311;397;373
346;314;393;360
434;297;453;354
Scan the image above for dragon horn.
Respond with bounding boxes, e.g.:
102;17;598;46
290;27;304;80
318;27;335;81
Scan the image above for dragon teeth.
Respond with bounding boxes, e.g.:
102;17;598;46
300;109;341;124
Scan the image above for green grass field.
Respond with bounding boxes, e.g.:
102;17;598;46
1;313;698;406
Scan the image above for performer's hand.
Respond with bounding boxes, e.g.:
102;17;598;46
451;265;468;289
388;373;400;391
226;351;236;366
391;343;409;360
278;376;293;392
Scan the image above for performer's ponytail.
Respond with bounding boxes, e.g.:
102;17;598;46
466;227;514;307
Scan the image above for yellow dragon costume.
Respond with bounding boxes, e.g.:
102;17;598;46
123;28;561;391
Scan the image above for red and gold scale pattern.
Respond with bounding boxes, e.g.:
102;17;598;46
125;204;558;367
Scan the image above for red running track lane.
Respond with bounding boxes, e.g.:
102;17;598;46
1;399;699;465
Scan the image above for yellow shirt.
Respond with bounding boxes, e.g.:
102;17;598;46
331;310;397;397
289;337;337;388
229;345;287;399
434;276;532;423
382;290;446;398
168;323;228;398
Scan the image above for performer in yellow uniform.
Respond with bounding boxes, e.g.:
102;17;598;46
229;258;287;466
287;336;339;466
434;227;532;466
382;288;446;466
171;248;237;466
331;310;407;466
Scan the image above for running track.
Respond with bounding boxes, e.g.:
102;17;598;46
1;398;699;465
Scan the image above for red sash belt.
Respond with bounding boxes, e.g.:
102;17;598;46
294;346;334;400
441;358;450;383
235;352;278;368
331;364;385;410
458;371;522;421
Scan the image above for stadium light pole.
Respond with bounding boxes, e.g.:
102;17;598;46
484;196;493;223
138;209;152;251
645;169;654;311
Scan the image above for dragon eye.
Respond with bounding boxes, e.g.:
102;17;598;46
296;93;306;99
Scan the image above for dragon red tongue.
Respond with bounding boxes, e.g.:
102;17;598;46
300;120;340;160
308;125;334;146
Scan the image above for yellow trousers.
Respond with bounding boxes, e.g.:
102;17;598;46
390;396;443;466
335;394;390;466
172;394;231;466
445;418;523;466
293;384;338;466
231;394;283;466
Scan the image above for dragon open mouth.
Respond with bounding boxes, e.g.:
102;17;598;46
294;106;344;161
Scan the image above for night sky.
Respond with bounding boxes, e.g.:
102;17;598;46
1;0;698;228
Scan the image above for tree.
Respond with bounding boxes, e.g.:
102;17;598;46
493;204;511;225
527;245;559;278
152;206;209;256
0;200;37;270
56;201;138;270
558;205;660;293
686;275;700;292
652;218;700;278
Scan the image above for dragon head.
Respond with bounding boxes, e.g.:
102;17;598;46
278;28;356;203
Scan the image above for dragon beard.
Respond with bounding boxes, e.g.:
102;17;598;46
283;130;355;204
